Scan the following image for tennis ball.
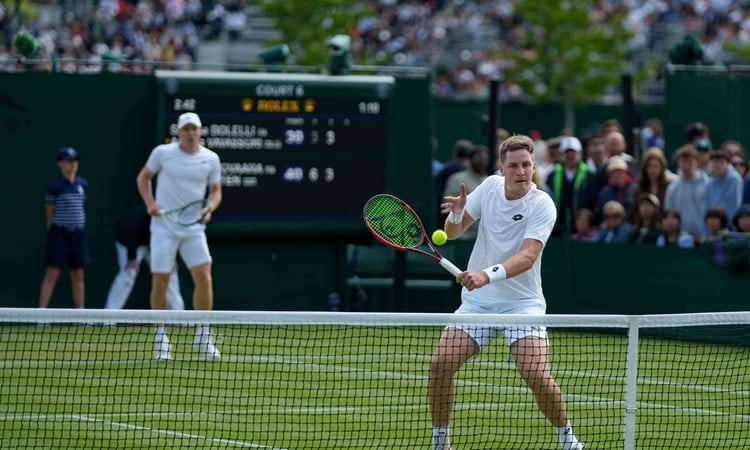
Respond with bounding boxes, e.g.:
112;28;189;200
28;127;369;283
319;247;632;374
432;229;448;246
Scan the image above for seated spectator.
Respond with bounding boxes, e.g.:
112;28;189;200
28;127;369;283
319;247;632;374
629;193;662;244
656;209;695;248
595;200;632;244
570;208;598;242
701;206;730;243
595;155;635;223
632;147;673;219
733;204;750;234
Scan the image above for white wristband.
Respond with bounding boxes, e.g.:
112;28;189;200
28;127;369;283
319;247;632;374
447;210;464;224
483;264;507;283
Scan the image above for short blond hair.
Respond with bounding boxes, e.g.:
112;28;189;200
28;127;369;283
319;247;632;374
498;134;534;163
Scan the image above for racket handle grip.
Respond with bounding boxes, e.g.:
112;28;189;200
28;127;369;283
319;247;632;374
439;258;462;276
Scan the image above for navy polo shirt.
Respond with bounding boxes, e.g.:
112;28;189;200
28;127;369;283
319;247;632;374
45;175;88;229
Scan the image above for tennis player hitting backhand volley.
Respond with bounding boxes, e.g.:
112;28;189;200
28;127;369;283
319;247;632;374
428;134;584;450
136;112;222;361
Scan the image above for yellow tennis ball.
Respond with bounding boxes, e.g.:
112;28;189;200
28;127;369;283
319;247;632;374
432;229;448;246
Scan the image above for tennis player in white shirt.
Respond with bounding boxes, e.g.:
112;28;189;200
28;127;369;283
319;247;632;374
136;112;222;361
428;134;584;450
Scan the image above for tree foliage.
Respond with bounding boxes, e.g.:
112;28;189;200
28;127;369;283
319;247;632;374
504;0;632;105
258;0;373;66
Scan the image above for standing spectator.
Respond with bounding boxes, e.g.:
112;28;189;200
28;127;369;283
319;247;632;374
584;137;608;175
443;145;489;240
671;121;709;168
703;150;743;231
435;139;472;227
632;147;674;218
38;147;89;308
656;209;695;248
595;200;632;244
730;154;748;181
629;193;662;244
103;204;185;311
604;131;638;174
595;156;635;223
721;140;746;159
664;145;709;242
640;118;665;150
694;138;714;175
545;136;589;236
136;112;222;361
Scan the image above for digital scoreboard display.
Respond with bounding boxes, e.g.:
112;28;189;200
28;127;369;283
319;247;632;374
155;71;394;235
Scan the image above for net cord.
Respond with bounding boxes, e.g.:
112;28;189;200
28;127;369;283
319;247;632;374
2;308;749;328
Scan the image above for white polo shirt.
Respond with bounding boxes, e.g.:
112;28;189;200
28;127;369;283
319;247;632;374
462;175;556;309
145;142;221;230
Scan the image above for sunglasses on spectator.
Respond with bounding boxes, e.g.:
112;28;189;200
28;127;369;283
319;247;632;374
604;214;621;219
732;162;746;168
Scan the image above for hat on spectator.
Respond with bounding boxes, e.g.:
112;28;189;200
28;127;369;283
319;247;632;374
57;147;79;161
638;192;660;210
560;136;582;152
695;138;713;152
177;112;202;129
606;155;628;174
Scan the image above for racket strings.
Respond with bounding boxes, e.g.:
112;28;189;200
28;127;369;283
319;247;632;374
364;196;423;249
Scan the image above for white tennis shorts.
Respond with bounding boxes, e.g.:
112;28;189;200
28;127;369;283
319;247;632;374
150;224;212;273
452;302;547;351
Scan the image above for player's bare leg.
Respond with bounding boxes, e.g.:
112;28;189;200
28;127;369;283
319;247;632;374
428;328;479;449
512;336;583;449
190;263;219;359
190;263;213;310
38;267;60;308
69;268;85;308
151;272;172;360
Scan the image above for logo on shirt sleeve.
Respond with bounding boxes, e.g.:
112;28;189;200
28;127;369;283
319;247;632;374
512;214;524;221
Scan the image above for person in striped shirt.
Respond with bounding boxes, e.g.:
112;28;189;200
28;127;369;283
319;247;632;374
38;147;89;308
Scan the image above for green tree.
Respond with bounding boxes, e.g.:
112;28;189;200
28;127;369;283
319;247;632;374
258;0;373;67
504;0;632;130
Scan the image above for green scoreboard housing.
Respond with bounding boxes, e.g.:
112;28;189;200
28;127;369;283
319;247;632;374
155;70;433;237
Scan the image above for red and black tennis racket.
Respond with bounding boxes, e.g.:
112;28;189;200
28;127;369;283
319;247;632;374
363;194;462;276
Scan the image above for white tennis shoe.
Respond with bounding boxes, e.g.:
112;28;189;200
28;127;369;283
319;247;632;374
193;334;221;360
563;441;584;450
432;434;451;450
154;335;172;361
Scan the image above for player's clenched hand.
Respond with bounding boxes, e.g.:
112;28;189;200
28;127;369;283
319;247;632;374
440;183;468;215
146;203;161;217
456;270;490;291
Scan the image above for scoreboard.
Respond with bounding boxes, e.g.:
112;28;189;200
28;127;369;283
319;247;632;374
155;71;395;235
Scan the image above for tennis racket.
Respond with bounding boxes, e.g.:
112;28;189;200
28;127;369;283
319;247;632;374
160;199;209;226
363;194;462;276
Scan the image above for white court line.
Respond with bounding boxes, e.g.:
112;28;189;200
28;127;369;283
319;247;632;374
2;353;749;425
68;414;288;450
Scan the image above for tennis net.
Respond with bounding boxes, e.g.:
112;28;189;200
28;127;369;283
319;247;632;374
0;309;748;449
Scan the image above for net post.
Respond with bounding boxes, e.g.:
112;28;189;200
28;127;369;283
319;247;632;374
624;316;640;450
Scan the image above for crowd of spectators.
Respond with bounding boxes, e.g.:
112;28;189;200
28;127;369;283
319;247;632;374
351;0;750;100
435;119;750;253
3;1;750;98
0;0;248;73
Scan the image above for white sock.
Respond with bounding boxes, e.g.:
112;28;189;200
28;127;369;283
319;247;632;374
432;426;449;449
556;421;579;449
155;325;167;342
196;324;211;340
